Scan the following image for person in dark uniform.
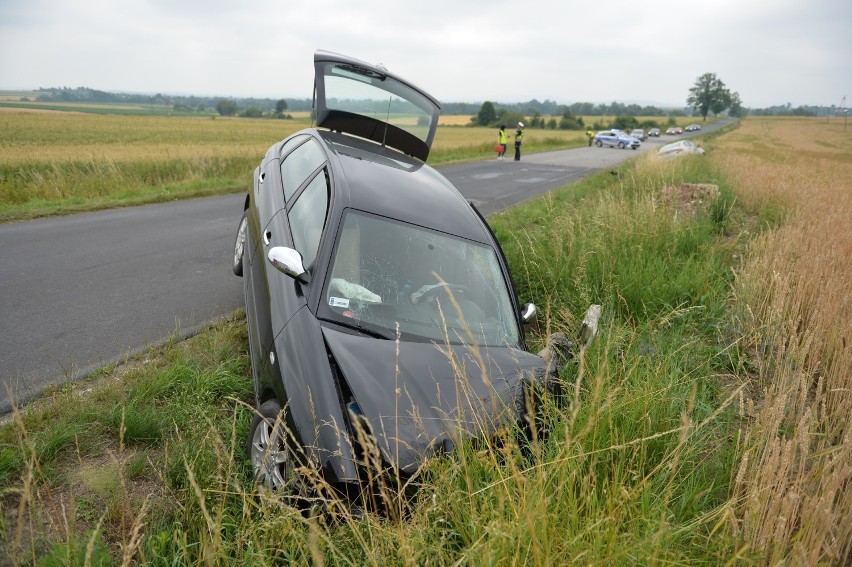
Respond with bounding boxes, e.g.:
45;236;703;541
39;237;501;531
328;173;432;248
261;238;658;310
513;122;524;161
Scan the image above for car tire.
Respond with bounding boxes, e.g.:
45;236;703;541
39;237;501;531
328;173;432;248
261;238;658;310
618;142;626;149
595;140;602;147
247;399;302;494
518;376;562;447
232;210;248;277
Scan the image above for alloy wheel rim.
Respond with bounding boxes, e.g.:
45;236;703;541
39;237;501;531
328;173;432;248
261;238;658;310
234;216;248;267
251;419;291;491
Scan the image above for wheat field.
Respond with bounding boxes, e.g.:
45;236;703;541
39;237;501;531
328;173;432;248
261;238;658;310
711;116;852;564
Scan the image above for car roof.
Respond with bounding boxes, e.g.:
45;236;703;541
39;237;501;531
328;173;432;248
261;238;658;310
660;140;693;151
320;130;492;244
313;50;441;162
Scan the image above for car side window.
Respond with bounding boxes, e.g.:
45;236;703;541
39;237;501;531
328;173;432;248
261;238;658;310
288;169;329;270
277;135;306;163
281;138;326;202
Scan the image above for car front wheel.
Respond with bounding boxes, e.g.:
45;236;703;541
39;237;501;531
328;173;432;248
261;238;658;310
595;140;603;147
247;399;301;493
233;211;248;277
618;142;626;149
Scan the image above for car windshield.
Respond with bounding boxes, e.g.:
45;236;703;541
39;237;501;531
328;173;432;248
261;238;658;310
319;211;520;347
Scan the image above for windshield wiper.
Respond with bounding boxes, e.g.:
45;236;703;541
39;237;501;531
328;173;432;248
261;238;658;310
327;319;394;340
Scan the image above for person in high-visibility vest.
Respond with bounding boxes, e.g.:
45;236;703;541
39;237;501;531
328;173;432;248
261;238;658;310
587;129;595;146
498;125;508;160
513;122;525;161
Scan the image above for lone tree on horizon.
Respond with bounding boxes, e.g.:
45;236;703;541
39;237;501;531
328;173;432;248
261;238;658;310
688;73;732;121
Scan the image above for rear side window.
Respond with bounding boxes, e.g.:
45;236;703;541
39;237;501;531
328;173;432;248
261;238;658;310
281;138;326;201
288;170;329;269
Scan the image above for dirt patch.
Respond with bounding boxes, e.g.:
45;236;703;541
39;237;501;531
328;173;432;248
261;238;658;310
0;107;82;115
660;182;720;217
1;446;166;563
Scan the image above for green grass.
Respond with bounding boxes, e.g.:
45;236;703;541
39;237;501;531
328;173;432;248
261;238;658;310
0;146;759;563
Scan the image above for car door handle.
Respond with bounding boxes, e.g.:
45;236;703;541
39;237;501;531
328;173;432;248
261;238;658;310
262;230;271;246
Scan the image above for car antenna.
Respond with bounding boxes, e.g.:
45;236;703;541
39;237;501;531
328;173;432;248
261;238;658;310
381;96;391;149
376;61;390;150
310;79;317;128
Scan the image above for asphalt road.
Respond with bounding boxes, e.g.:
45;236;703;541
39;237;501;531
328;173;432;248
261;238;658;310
0;120;732;413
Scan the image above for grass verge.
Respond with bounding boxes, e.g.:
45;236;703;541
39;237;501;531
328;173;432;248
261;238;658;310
2;141;750;563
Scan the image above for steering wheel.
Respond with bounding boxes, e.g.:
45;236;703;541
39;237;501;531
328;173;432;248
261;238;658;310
416;283;472;306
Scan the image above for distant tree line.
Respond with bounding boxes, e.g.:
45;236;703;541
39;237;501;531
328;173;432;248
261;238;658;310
28;87;684;122
748;104;845;117
33;87;313;118
30;86;842;121
471;99;682;125
470;99;696;131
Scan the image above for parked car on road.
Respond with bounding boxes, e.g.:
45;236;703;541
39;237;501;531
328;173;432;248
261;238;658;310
630;129;646;141
648;128;661;137
232;50;557;506
665;127;683;135
684;124;702;132
593;130;640;149
658;140;705;158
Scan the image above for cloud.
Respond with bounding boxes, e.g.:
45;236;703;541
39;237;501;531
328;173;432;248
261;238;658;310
1;0;849;107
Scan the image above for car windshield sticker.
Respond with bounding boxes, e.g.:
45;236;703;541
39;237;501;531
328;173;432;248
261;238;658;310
329;296;350;308
329;278;382;303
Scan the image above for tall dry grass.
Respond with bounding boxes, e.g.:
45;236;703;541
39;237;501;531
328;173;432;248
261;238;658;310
0;110;585;220
713;117;852;564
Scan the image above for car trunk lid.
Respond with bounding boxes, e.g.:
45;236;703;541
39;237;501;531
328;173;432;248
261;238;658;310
313;50;441;162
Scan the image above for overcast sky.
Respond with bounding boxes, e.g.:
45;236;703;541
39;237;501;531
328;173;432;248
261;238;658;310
1;0;849;109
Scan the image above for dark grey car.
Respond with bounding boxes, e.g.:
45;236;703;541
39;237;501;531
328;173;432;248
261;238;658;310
232;50;556;505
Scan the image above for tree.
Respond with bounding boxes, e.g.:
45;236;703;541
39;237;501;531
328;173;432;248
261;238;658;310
216;99;238;116
728;91;745;117
529;111;543;128
558;108;585;130
275;99;288;115
497;110;526;130
612;116;639;130
710;87;731;117
687;73;729;121
475;101;497;126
